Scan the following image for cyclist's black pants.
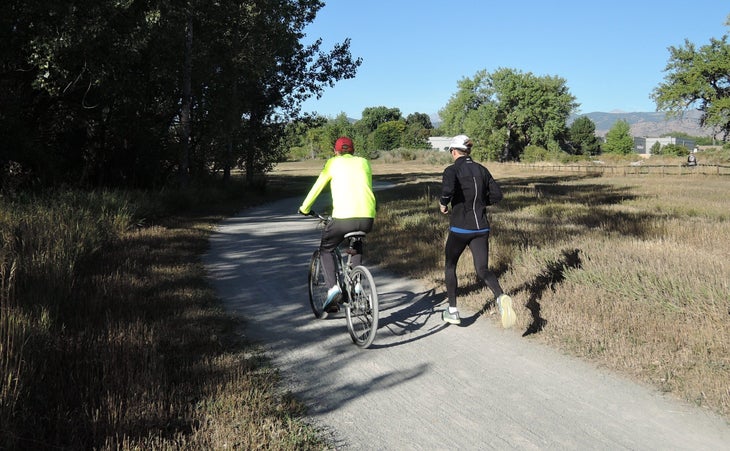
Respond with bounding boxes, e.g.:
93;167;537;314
445;230;503;308
320;217;374;289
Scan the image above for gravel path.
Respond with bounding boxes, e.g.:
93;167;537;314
204;196;730;450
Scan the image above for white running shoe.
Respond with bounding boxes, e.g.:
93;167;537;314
497;294;517;329
442;309;461;325
325;285;341;307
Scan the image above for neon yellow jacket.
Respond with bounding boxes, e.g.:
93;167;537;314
299;154;376;218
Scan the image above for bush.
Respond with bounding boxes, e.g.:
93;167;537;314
700;146;730;164
521;145;551;163
659;144;690;157
424;151;453;166
379;148;446;164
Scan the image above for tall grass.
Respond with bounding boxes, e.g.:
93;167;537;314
4;157;727;447
367;163;730;419
1;191;134;446
0;182;325;449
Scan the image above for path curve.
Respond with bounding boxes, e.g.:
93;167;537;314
204;195;730;450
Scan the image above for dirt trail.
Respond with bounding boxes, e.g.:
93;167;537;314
204;196;730;450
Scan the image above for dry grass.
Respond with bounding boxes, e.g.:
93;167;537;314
2;155;728;448
348;158;730;420
0;185;327;449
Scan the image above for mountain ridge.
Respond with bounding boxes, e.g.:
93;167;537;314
574;110;712;137
398;111;713;138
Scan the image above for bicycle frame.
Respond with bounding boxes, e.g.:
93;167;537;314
306;211;379;348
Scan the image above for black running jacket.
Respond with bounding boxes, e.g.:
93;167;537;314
439;156;503;231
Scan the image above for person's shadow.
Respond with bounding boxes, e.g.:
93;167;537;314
460;249;582;334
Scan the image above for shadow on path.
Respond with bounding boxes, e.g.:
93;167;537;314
370;288;449;349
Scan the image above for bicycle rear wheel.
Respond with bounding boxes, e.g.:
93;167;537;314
308;250;330;319
345;266;379;348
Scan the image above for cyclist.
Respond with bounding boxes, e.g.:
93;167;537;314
299;136;376;311
439;135;516;328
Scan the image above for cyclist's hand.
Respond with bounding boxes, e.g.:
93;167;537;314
298;208;308;216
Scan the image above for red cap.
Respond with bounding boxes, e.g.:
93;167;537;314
334;137;354;153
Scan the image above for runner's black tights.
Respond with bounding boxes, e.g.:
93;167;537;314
445;231;504;308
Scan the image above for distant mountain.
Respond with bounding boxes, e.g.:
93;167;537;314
574;110;712;137
376;110;711;138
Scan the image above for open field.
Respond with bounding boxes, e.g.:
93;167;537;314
2;157;727;447
276;158;730;419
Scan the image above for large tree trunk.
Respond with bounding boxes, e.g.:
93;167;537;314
222;83;238;184
179;16;193;189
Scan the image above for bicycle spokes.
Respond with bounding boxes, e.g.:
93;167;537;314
345;266;378;348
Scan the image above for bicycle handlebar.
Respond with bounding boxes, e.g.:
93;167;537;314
304;210;328;221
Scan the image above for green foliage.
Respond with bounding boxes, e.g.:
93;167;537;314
439;72;489;136
651;141;662;154
569;116;601;155
521;145;552;163
372;121;407;151
284;107;436;159
406;112;433;129
1;1;362;190
358;106;403;134
439;68;578;160
661;144;690;157
604;120;635;154
652;23;730;141
401;122;431;149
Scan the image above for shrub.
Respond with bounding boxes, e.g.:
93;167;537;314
661;144;690;157
521;145;551;163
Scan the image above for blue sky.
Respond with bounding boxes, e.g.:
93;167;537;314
300;1;729;120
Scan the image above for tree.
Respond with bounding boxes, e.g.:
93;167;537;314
211;2;362;186
0;0;362;189
358;106;403;134
603;119;635;154
439;68;578;161
439;72;490;136
652;16;730;141
372;121;406;151
650;141;662;154
569;116;600;155
399;112;432;148
405;112;433;130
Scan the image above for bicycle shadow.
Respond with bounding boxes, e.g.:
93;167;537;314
367;287;449;349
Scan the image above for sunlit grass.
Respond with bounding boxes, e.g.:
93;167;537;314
3;156;729;448
367;161;730;419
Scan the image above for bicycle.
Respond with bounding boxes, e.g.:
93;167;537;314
306;211;379;348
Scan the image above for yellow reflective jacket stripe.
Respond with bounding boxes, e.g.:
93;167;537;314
299;154;376;218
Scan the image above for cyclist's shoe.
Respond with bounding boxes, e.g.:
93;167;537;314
354;282;363;295
497;294;517;329
325;285;342;309
442;308;461;325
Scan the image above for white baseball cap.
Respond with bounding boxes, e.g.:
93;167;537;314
449;135;473;150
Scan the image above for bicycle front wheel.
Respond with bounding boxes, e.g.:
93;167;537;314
345;266;379;348
308;250;330;319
